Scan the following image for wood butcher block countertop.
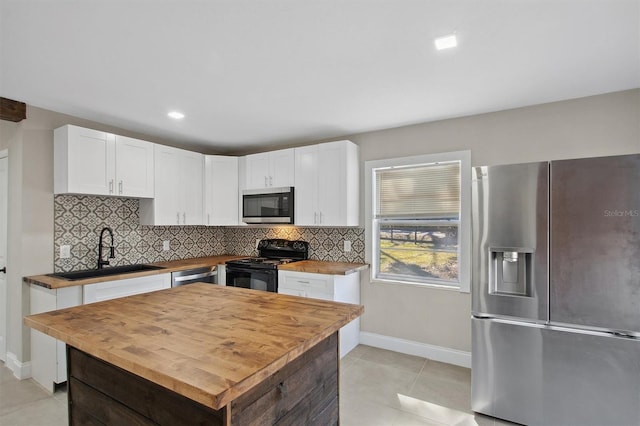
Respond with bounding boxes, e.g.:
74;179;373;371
24;255;248;289
277;260;369;275
25;284;363;410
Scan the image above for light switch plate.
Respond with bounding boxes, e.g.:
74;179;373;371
163;240;170;251
343;240;352;252
60;245;71;259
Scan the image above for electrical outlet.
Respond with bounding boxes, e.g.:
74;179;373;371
60;245;71;259
343;240;352;252
163;240;170;251
256;239;261;249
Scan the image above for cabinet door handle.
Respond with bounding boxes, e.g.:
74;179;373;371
319;212;323;224
297;280;310;284
207;214;210;225
269;176;273;186
109;179;114;194
314;212;318;224
183;212;186;224
176;212;180;225
118;180;123;194
264;176;268;187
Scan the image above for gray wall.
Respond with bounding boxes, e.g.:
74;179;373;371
348;89;640;352
0;106;216;367
1;89;639;368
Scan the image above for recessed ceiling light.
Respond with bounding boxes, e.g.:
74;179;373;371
434;34;457;50
168;111;185;119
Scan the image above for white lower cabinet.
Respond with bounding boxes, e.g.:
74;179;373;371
29;285;83;392
29;274;171;392
278;270;360;358
83;273;171;304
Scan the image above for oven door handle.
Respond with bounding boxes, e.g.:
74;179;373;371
173;271;217;283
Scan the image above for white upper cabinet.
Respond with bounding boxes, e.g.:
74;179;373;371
54;125;115;195
114;135;154;197
54;125;154;197
294;140;359;226
204;155;239;226
245;148;295;189
139;145;203;225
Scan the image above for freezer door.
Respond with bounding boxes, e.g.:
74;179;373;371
551;154;640;334
472;318;640;426
472;162;548;321
472;318;544;425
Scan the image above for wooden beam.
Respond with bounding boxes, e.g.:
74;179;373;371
0;97;27;122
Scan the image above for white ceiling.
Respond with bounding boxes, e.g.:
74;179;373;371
1;0;639;153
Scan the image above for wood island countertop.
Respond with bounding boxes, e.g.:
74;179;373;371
277;260;369;275
24;255;248;289
25;284;364;411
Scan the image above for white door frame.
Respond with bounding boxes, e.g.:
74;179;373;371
0;149;7;362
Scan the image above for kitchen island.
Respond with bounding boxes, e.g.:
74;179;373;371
25;284;363;425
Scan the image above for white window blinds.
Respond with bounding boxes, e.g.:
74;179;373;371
375;162;461;220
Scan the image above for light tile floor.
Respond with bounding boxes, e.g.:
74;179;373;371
0;364;67;425
340;345;516;426
0;346;516;425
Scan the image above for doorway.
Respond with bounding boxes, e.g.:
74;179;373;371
0;150;7;362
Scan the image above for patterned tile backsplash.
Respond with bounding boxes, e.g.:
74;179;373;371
223;227;365;263
54;195;365;272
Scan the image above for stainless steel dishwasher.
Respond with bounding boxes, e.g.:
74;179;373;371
171;266;217;287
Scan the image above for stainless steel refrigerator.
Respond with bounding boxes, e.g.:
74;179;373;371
471;154;640;426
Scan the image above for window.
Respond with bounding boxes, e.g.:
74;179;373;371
365;151;471;291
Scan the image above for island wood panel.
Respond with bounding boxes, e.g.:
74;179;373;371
230;333;338;425
67;335;338;425
24;284;363;411
68;347;225;426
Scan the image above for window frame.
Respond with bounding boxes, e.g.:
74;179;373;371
364;150;471;292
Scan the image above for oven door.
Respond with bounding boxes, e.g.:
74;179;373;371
225;266;277;292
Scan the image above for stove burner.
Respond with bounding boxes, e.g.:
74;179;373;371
225;239;309;272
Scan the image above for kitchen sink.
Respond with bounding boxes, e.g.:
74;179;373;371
48;264;165;281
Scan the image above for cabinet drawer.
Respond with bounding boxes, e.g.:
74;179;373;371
83;273;171;304
277;287;306;297
279;275;334;295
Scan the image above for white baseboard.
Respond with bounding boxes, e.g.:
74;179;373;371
6;352;32;380
359;332;471;368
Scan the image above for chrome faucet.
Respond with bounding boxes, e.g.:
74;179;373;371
97;227;115;269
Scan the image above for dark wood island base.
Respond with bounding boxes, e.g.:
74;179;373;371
67;333;339;426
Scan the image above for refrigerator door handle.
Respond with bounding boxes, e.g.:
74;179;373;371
489;246;534;253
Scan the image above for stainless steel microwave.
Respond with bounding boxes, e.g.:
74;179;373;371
242;187;294;224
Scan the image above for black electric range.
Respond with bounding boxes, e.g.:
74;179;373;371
225;239;309;292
